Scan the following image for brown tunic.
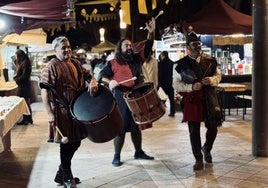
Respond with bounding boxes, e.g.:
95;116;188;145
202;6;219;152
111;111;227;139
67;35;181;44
40;58;91;142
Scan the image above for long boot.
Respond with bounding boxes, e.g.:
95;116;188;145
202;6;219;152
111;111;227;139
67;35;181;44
17;115;31;125
25;115;33;124
54;165;80;185
54;165;63;184
22;98;33;125
62;169;77;188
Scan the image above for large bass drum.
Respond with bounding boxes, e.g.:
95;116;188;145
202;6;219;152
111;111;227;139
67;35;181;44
70;85;123;143
124;82;165;125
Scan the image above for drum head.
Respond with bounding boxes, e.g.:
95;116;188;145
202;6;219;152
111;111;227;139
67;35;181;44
127;83;153;99
71;85;114;122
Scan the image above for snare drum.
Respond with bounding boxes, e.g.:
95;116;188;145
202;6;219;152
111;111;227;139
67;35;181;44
124;83;165;125
70;85;123;143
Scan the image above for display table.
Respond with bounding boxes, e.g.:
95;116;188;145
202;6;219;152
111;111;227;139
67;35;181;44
217;83;246;92
0;96;30;154
217;83;247;120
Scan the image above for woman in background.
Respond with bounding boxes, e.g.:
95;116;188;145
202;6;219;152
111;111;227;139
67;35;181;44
13;49;33;125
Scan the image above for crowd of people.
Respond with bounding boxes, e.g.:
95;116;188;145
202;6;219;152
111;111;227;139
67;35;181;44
11;18;221;188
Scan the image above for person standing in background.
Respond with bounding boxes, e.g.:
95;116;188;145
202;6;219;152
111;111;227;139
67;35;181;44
76;48;87;65
82;55;93;75
158;51;176;117
13;49;33;125
142;50;158;88
90;54;101;71
93;54;107;81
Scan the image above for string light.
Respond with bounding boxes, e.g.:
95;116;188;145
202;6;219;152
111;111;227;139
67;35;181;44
119;10;126;29
99;28;105;41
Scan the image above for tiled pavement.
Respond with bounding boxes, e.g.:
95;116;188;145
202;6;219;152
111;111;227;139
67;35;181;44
1;101;268;188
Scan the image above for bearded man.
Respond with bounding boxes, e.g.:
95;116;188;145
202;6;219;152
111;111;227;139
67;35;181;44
99;18;156;167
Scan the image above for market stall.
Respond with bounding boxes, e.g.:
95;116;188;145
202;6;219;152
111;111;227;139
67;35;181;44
91;40;116;53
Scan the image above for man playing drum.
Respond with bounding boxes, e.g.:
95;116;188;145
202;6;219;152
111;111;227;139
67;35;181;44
99;18;156;167
39;36;98;188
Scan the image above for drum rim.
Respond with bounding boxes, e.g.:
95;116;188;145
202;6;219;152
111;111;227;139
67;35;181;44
124;82;154;100
134;110;165;124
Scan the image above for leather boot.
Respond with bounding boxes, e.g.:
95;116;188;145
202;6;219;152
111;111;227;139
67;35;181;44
17;115;33;125
202;146;212;163
17;119;28;125
62;169;77;188
54;165;80;186
134;151;154;160
193;160;204;171
112;153;122;166
25;115;33;124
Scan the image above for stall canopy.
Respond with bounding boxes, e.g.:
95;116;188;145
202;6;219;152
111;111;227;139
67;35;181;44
91;40;116;53
2;28;47;45
28;43;53;53
0;0;74;34
183;0;252;35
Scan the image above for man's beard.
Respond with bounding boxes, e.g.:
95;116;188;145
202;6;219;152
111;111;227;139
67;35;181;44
189;48;201;59
122;50;133;62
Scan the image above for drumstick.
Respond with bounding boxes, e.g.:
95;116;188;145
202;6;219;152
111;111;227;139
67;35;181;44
118;77;137;84
55;126;69;144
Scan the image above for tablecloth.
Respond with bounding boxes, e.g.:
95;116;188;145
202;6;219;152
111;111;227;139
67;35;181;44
0;96;30;153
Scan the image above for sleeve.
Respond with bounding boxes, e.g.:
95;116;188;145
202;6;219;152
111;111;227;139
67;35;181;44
174;62;193;92
98;61;113;84
209;68;222;86
134;40;154;64
39;62;56;89
143;40;154;60
13;63;31;84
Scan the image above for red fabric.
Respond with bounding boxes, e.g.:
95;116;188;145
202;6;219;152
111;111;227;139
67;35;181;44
138;123;153;131
110;59;135;87
0;0;73;33
133;40;147;63
183;0;252;34
180;90;204;122
0;0;69;20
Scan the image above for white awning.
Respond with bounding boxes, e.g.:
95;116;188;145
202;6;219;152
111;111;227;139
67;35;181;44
2;28;47;45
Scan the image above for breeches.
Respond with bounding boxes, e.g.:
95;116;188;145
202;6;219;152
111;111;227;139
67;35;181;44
188;121;218;160
60;141;81;169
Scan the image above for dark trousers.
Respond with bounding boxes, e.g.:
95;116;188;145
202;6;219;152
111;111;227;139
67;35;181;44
188;121;218;161
162;87;175;115
60;141;81;170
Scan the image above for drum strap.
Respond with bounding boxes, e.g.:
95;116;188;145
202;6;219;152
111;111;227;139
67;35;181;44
39;82;69;110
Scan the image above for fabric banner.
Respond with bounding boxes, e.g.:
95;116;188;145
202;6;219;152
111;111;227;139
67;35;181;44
121;1;131;25
138;0;157;14
213;35;252;46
